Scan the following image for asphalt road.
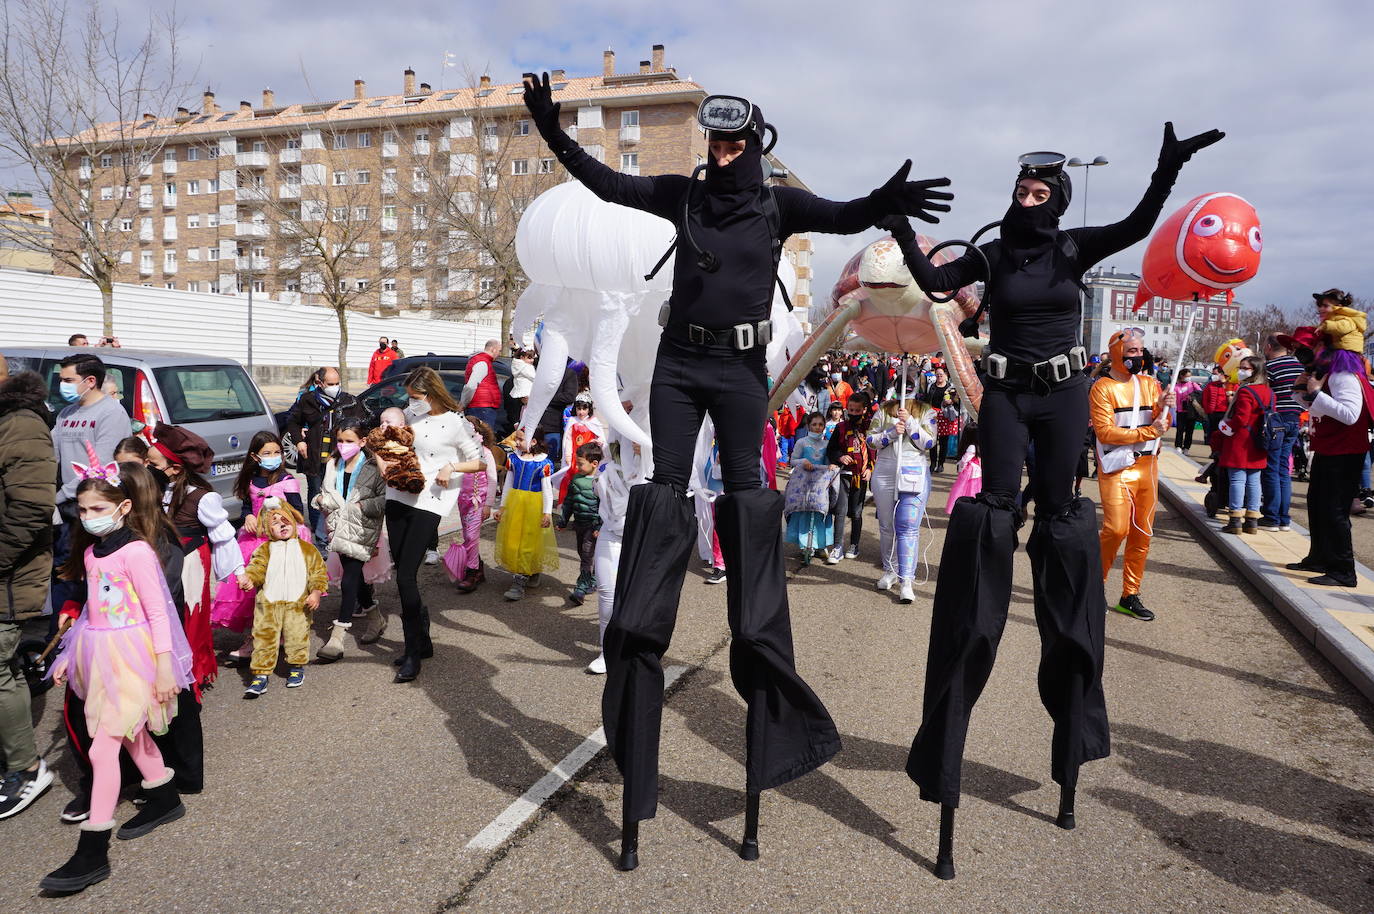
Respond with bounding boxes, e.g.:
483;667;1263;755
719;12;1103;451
5;466;1372;913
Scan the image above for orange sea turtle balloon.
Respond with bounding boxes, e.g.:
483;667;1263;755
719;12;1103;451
1133;192;1261;310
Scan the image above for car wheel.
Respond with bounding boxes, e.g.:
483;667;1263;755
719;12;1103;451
282;434;299;471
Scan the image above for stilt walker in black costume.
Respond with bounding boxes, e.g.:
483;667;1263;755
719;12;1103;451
522;73;953;869
880;122;1223;879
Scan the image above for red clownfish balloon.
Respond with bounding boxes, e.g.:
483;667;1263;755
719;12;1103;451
1133;192;1261;310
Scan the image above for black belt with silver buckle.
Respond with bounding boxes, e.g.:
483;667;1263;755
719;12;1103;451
665;319;772;351
984;347;1087;384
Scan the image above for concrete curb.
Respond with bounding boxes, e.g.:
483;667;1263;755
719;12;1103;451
1156;449;1374;705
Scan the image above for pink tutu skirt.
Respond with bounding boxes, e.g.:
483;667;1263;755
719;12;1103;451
325;530;393;586
945;457;983;514
50;612;195;740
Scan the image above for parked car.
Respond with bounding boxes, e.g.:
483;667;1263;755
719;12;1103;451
4;347;276;517
382;354;513;388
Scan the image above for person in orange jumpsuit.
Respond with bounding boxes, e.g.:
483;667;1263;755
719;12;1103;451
1091;328;1175;621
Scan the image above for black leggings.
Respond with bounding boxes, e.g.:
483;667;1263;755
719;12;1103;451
832;477;866;549
648;334;767;492
1174;414;1196;451
979;374;1089;516
336;554;375;624
385;501;440;658
573;523;597;575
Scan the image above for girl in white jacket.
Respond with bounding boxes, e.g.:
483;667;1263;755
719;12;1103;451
867;399;936;603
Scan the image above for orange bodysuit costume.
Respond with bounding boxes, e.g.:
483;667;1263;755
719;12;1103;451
1091;332;1164;604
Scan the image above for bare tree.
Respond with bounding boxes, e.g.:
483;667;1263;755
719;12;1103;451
0;0;189;337
411;70;562;352
1191;301;1302;366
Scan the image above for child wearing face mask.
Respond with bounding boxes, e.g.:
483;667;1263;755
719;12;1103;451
825;391;875;563
1214;356;1274;534
209;431;308;643
313;421;390;660
784;412;838;566
42;454;194;894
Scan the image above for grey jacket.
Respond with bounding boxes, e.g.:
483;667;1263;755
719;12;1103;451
314;456;386;562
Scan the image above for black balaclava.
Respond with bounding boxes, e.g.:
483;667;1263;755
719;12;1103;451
1000;168;1073;250
702;104;766;220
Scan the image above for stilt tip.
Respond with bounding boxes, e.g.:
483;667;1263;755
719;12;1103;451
933;859;956;880
739;838;759;861
618;849;639;871
1056;811;1076;830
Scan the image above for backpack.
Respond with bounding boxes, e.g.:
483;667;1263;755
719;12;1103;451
1240;386;1282;450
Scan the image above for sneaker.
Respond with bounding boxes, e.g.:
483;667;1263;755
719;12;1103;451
875;572;898;592
504;575;527;601
0;759;54;820
705;567;727;585
898;579;915;604
285;666;305;688
243;674;269;698
825;548;842;565
424;549;440;566
844;544;859;560
1257;518;1280;528
1110;594;1155;622
1278;524;1292;532
585;654;607;675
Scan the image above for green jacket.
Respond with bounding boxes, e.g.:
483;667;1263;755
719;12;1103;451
560;472;601;528
0;372;56;622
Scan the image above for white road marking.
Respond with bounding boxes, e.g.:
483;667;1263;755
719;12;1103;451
465;664;688;852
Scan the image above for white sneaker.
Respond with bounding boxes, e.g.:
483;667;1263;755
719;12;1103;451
585;654;607;675
825;548;842;565
876;572;898;592
0;758;53;820
424;550;440;565
898;579;915;604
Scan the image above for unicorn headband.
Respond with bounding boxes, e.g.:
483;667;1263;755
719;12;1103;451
71;440;122;487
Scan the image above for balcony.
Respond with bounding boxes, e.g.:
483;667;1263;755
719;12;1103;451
381;141;398;158
413;140;431;155
138;195;153;210
278;254;301;270
139;261;153;276
235;221;269;237
235;255;270;271
412;179;430;193
279;147;301;164
380;290;398;308
619;125;640;145
139;224;153;242
139;162;153;177
78;165;93;181
481;135;499;153
162;159;177;174
279;183;300;199
381;178;398;196
381;216;397;232
235;185;270;202
235;150;269;168
162;194;177;208
162;227;177;242
162;262;177;274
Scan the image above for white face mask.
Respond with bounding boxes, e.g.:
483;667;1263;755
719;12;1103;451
405;397;431;419
322;384;341;398
1237;369;1253;381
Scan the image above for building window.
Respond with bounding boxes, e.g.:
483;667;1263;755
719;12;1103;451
333;133;348;150
483;122;498;137
415;129;429;142
383;131;397;144
186;214;200;228
164;148;177;163
207;212;219;228
514;119;530;136
480;277;495;296
165;282;176;290
164;251;176;267
98;154;112;168
285;136;301;149
187;147;200;161
252;279;266;293
621;110;639;127
187;281;200;292
353;205;369;220
354;169;370;184
331;206;347;222
187;247;200;261
252;141;266;153
511;158;529;176
186;180;200;195
356;132;371;147
119;218;133;231
207;145;219;159
207;178;219;193
621;153;639;174
100;186;113;200
207;247;219;261
164;181;176;195
539;157;553;174
332;170;348;185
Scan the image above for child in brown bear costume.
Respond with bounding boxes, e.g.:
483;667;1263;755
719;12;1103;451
366;424;426;494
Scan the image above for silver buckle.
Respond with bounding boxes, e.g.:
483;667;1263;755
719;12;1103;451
985;353;1007;379
688;324;712;345
733;322;756;350
1042;354;1071;383
1068;346;1087;372
757;319;773;347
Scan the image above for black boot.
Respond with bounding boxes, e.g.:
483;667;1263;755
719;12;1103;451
116;768;185;839
40;822;112;893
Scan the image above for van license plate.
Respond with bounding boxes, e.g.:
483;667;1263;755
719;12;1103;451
211;461;243;478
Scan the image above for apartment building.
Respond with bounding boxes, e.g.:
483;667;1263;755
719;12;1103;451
0;192;53;273
52;44;815;319
1082;265;1242;358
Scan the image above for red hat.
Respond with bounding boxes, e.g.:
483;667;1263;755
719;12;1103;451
1275;326;1320;352
151;423;215;476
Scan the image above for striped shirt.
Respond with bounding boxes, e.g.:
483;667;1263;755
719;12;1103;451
1266;355;1304;414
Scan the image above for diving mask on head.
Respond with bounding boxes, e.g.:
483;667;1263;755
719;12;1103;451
1017;151;1068;181
697;95;777;154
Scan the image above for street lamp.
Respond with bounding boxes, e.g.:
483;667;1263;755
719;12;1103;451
1066;155;1109;228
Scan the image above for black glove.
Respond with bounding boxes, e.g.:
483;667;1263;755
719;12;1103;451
869;160;953;224
522;72;574;154
958;316;981;339
1156;121;1225;173
875;214;915;241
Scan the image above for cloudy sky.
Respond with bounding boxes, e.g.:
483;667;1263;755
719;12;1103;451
120;0;1371;315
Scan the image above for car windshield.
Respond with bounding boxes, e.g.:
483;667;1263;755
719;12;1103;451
153;364;266;424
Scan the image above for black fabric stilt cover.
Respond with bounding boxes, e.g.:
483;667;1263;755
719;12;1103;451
1026;497;1111;789
907;493;1019;806
716;488;840;794
601;482;697;822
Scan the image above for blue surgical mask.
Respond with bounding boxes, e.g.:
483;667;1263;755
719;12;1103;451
59;380;81;402
81;511;121;536
258;454;283;471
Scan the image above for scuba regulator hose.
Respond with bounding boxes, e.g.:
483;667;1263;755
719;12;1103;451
925;220;1000;339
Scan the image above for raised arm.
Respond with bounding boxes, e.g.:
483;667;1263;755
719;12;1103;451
1071;122;1225;268
775;161;952;237
522;72;686;219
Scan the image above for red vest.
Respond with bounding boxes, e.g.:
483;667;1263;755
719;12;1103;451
1311;373;1374;456
465;352;502;409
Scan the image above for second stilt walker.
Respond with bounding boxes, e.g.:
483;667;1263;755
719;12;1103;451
881;122;1222;879
522;73;953;870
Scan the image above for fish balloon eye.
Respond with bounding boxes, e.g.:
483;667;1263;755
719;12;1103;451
1192;214;1224;237
1248;226;1262;252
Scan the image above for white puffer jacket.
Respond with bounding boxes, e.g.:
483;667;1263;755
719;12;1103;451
314;455;386;562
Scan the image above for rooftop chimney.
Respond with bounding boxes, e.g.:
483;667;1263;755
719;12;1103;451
176;106;189;117
551;68;566;82
403;67;416;95
639;60;650;74
203;90;217;113
141;112;156;121
354;79;366;99
238;100;252;114
603;49;615;78
419;82;431;92
479;74;491;89
262;88;275;108
652;44;665;72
